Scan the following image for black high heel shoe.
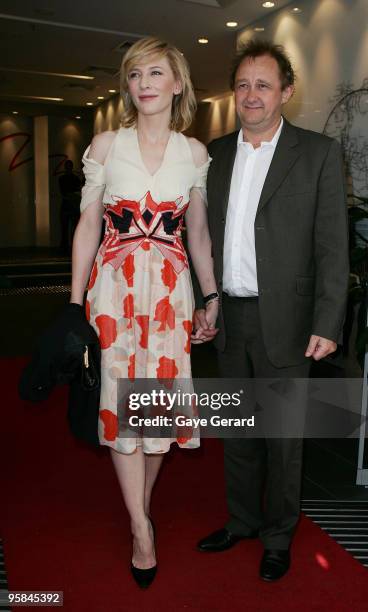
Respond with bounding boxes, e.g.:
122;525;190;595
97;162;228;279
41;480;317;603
130;563;157;589
130;517;157;589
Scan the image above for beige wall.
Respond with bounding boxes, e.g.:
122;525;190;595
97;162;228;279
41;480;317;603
190;95;237;144
0;114;35;248
94;95;123;133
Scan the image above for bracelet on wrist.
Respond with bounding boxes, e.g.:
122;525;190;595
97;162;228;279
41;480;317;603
203;291;220;305
205;296;220;308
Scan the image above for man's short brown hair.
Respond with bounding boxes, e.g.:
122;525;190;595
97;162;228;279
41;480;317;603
230;39;295;91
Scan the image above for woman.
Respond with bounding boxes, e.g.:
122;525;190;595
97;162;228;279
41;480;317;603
70;37;218;588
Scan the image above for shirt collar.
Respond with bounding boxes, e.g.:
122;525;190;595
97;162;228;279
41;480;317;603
237;116;284;150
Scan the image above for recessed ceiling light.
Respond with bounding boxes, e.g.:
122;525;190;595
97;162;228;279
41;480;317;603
262;2;275;7
75;116;81;119
97;96;104;100
292;7;302;12
254;27;265;32
108;89;117;93
86;102;93;106
198;38;209;44
12;111;18;114
226;22;238;28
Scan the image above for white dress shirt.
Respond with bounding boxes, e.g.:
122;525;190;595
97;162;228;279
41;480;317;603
223;117;284;296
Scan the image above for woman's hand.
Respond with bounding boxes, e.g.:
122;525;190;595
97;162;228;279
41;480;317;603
191;301;219;344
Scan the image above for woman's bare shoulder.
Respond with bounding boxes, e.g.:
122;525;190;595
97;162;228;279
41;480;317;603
88;130;118;164
186;137;208;167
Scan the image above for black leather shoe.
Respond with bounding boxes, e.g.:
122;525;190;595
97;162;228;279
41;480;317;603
197;528;258;552
260;549;290;581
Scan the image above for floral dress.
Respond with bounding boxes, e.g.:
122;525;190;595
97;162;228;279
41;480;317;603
80;127;210;453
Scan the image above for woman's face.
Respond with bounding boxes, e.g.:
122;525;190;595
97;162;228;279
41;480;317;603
127;54;182;118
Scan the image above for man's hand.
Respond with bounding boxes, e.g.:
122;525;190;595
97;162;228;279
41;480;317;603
191;305;219;344
305;335;337;360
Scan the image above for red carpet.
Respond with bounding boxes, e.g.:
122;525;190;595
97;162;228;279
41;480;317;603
2;357;368;611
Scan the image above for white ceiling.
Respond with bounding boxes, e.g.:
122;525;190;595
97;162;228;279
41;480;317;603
0;0;295;111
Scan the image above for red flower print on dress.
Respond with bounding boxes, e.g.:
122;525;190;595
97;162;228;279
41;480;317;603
85;299;91;322
136;315;149;349
99;409;118;441
95;314;117;349
156;356;178;389
161;258;177;293
88;261;98;290
182;320;193;354
123;294;134;329
154;297;175;332
122;253;135;287
128;354;135;381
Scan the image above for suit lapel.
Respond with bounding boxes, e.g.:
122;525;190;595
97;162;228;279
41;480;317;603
256;119;300;215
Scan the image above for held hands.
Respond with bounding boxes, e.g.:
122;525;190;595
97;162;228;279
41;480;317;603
191;301;219;344
305;335;337;360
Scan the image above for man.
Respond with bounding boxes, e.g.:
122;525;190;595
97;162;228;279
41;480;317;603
194;40;349;581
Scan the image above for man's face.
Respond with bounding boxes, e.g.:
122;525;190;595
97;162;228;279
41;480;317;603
234;54;293;133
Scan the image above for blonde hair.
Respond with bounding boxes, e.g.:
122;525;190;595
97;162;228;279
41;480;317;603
120;37;197;132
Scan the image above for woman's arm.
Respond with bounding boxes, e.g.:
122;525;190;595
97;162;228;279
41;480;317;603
70;131;116;305
70;201;104;305
186;187;217;298
186;138;219;338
